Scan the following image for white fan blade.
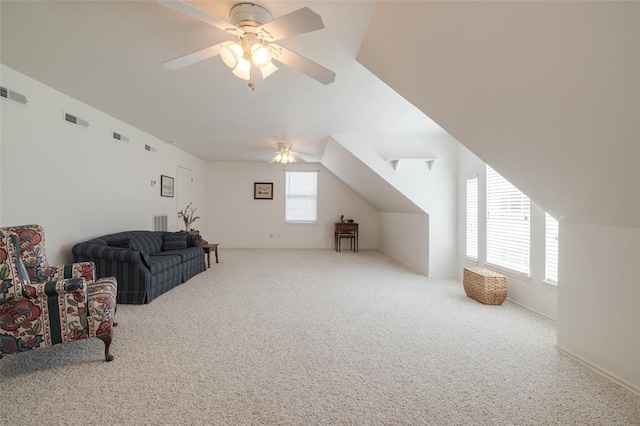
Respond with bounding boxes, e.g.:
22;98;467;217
156;0;243;36
271;44;335;85
163;42;225;70
257;7;324;42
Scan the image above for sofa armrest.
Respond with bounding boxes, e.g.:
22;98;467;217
187;234;202;247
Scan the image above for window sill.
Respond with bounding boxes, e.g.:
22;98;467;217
543;280;558;290
285;221;318;225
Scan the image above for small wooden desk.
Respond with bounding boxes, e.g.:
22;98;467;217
334;222;358;252
202;243;219;267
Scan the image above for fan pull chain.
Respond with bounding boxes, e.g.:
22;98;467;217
248;66;255;91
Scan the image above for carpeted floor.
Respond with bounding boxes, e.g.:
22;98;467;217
1;249;639;425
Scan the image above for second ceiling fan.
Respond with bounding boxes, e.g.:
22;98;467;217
157;1;336;87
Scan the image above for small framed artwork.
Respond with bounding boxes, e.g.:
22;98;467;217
254;182;273;200
161;175;174;198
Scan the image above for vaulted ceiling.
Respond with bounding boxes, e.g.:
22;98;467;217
0;1;446;162
358;1;639;227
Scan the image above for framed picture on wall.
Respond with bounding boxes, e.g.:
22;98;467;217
254;182;273;200
161;175;174;197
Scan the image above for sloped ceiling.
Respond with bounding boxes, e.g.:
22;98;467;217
321;138;424;214
358;1;640;228
0;1;444;162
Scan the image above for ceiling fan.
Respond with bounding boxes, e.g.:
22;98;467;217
157;1;336;87
269;142;309;164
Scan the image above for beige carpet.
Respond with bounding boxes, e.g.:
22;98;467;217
1;249;639;425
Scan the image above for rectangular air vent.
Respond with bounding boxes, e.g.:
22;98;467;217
64;112;89;128
152;214;168;232
113;132;130;143
0;86;28;105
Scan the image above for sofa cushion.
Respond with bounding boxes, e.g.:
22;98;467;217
128;232;164;254
146;254;181;275
153;247;203;262
162;233;188;251
107;238;133;249
101;231;163;254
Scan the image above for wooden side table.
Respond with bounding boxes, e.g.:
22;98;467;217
202;243;219;267
334;222;358;252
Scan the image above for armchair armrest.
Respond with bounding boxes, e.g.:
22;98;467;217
23;277;86;298
36;262;96;283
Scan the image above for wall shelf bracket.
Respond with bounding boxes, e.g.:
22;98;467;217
386;157;441;171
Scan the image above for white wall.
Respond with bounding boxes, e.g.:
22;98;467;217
335;133;458;277
457;144;558;321
0;65;206;264
203;161;379;249
558;223;640;392
379;212;429;274
321;137;430;273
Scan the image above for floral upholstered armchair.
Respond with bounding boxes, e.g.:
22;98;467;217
0;225;117;362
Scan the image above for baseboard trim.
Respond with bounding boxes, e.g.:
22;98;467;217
505;298;557;324
555;345;640;397
377;249;427;276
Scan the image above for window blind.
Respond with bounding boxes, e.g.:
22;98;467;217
285;171;318;223
486;166;530;275
545;212;559;283
466;177;478;260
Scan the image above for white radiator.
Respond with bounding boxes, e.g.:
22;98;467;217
152;214;168;232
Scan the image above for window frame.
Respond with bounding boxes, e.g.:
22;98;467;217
285;171;318;224
466;176;479;261
545;212;559;285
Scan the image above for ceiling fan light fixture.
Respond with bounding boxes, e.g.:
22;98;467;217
250;44;271;68
221;42;244;68
276;152;295;164
232;57;252;80
220;46;235;68
260;62;278;79
287;154;297;163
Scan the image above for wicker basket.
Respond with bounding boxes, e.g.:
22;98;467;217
463;267;507;305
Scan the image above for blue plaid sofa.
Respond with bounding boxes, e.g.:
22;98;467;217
72;231;205;304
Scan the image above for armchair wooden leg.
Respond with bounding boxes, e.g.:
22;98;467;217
98;333;114;362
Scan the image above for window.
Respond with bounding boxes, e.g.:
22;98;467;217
486;166;530;275
285;171;318;223
545;212;559;284
466;177;478;260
